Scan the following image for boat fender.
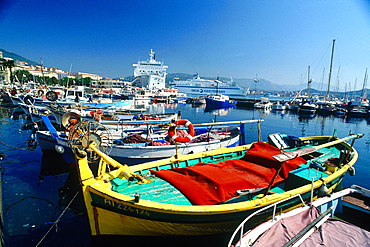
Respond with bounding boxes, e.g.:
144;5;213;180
24;95;35;105
55;145;65;154
349;167;356;176
318;179;329;197
168;120;195;143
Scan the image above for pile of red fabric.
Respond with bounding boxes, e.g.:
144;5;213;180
151;142;307;205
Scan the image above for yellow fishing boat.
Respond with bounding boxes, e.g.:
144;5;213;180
71;125;362;237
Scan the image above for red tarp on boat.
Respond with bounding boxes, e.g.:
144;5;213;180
150;142;307;205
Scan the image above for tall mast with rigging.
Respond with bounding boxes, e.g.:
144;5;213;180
307;66;312;99
326;39;336;99
361;68;368;100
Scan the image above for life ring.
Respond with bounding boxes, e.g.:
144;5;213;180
168;120;195;143
37;89;44;97
46;91;58;101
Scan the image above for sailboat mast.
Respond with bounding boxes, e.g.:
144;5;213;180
335;66;340;97
326;39;336;99
361;68;368;100
320;68;326;96
307;66;311;98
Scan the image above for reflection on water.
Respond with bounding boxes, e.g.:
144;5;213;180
204;105;236;115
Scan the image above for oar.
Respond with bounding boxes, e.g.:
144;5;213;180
272;133;364;163
263;133;363;197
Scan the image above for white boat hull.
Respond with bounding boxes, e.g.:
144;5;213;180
171;85;246;98
109;135;240;165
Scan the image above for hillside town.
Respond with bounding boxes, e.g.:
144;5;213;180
0;51;134;90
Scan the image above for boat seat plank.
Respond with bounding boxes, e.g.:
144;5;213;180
342;194;370;213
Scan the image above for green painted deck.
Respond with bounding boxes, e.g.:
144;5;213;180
110;144;341;206
112;177;192;205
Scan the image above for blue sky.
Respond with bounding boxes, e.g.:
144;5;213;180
1;0;370;89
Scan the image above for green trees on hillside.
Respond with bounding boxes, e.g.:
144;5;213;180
4;67;92;87
0;58;15;82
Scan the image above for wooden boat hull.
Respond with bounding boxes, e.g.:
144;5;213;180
83;180;345;236
75;134;360;237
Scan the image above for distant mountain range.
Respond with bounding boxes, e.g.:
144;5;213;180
0;48;364;95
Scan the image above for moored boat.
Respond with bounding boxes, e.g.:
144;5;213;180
36;116;252;167
228;184;370;247
46;104;178;130
298;100;318;115
132;49;168;90
169;73;248;99
205;94;237;106
190;96;206;105
71;130;362;237
271;101;289;110
348;106;368;117
254;97;272;109
330;106;348;116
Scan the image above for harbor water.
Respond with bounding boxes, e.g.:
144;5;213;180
0;102;369;246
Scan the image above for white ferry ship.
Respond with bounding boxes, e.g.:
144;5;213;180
132;49;168;90
169;74;249;99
